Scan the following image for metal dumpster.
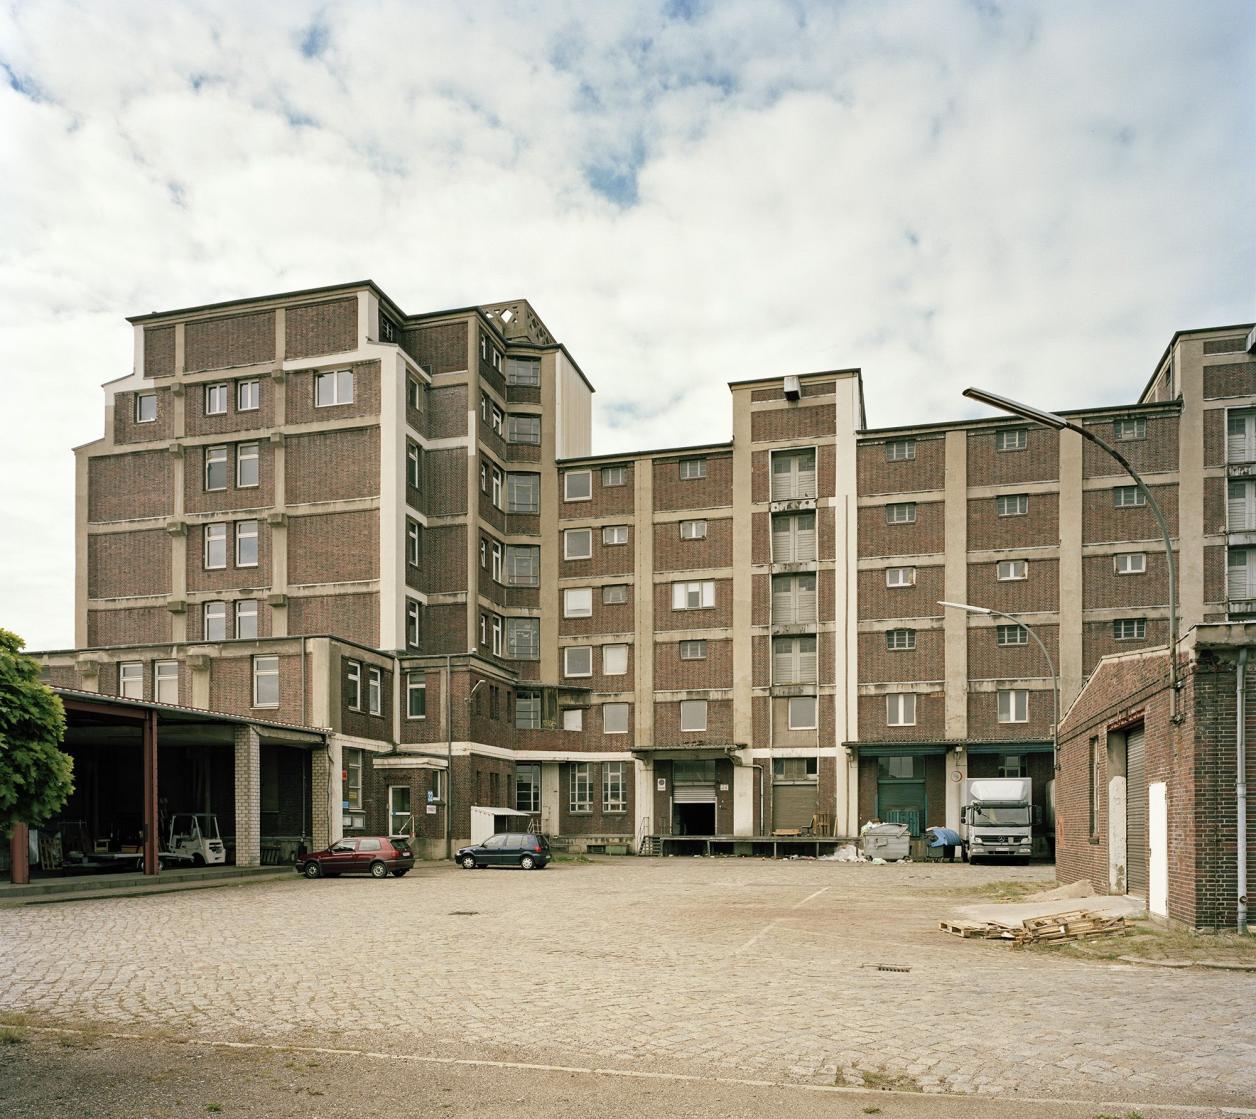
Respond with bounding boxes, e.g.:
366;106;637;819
860;822;910;862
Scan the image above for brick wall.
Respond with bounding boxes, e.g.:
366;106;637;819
966;690;1054;740
288;510;379;584
401;321;467;374
856;436;946;496
88;529;170;598
966;624;1059;679
1203;408;1226;467
971;557;1059;614
653;578;733;632
653;697;733;746
1203;476;1228;536
967;493;1059;551
208;651;308;724
967;427;1059;486
144;325;175;378
558;594;634;639
1082;553;1170;609
1082;484;1178;542
429;384;469;439
858;500;944;557
857;565;944;621
557;760;635;836
186;519;271;593
186;375;276;437
182;441;274;516
424;604;467;654
88;452;173;522
558;464;635;519
858;628;944;684
652;454;733;512
184;311;276;372
87;607;171;647
1082;619;1168;675
423;525;468;594
857;690;944;740
1081;415;1179;478
560;531;635;579
288;592;379;646
652;517;732;572
114;388;176;444
750;403;835;442
1203;360;1256;400
654;637;733;689
285;360;380;427
338;654;394;742
286;427;380;504
285;297;358;359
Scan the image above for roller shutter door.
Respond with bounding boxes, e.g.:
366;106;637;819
673;784;716;804
772;784;817;831
1126;727;1148;896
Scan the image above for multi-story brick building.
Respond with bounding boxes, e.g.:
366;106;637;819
33;281;1255;871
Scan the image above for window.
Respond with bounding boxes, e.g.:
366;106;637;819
570;764;592;813
516;764;541;812
1229;480;1256;531
253;655;279;707
379;315;398;343
1115;552;1146;575
564;528;593;560
203;601;227;641
205;383;229;415
204;523;227;569
235;520;258;567
773;635;817;684
1227;409;1256;465
680;519;707;540
885;502;916;524
679;700;707;732
603;762;626;812
602;584;629;605
516;691;541;730
154;661;175;703
601;465;626;486
1229;548;1256;599
235;599;258;639
490;539;503;583
1089;737;1101;838
671;580;715;610
406;675;426;718
679;457;706;480
135;393;157;423
490;465;503;509
774;757;819;780
237;380;259;412
407;520;421;566
996;493;1028;517
680;639;707;660
886;693;916;726
506;358;540;387
388;786;412;838
1113;486;1146;508
345;661;361;710
562;708;583;732
406;441;421;489
1113;618;1146;641
885;628;915;651
314;369;353;407
770;449;816;500
788;696;817;730
563;588;593;617
885;439;916;462
507;473;540;513
117;661;143;698
603;703;629;734
603;525;629;546
406;599;421;648
885;566;916;588
996;560;1028;581
564;471;592;501
204;446;228;491
878;755;915;778
602;644;628;676
996;428;1028;452
772;512;816;562
345;749;363;812
406;377;421;411
996;624;1028;646
772;573;817;624
507;414;541;444
997;689;1029;723
367;667;382;715
998;753;1027;778
505;545;539;586
564;646;592;677
236;442;259;488
488;613;502;655
1114;417;1146;441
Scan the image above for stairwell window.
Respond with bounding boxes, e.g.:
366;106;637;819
885;439;916;462
367;667;382;716
507;414;541;445
885;628;915;651
1229;480;1256;531
603;763;627;812
679;457;706;480
774;635;817;684
772;573;817;624
135;393;157;423
118;661;143;699
237;380;260;412
672;580;715;610
314;369;354;407
564;470;592;501
407;520;421;567
996;560;1028;581
516;764;540;811
1115;417;1146;441
564;646;592;678
770;448;816;500
205;383;229;415
1227;409;1256;465
996;428;1028;452
204;523;227;569
680;519;707;540
235;599;258;639
507;473;540;514
407;442;422;490
680;700;708;732
236;443;259;488
1114;486;1146;508
506;358;541;387
1113;618;1146;641
885;566;916;588
564;529;593;560
203;601;227;641
570;764;592;813
772;512;816;562
345;661;361;711
997;689;1029;723
996;493;1028;517
204;446;228;491
886;693;916;727
235;520;258;567
603;703;629;734
885;502;916;524
996;624;1028;646
253;655;279;708
505;618;539;661
516;691;541;730
1115;552;1146;575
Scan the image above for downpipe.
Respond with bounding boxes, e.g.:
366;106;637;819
1238;648;1249;934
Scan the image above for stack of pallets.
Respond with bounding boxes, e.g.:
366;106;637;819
939;908;1131;946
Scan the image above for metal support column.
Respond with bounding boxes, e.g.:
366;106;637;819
9;823;29;885
142;710;159;876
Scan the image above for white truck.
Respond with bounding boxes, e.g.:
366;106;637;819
959;777;1038;863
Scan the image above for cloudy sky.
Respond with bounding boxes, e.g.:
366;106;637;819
0;0;1252;650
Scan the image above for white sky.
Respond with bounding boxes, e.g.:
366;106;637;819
0;0;1253;651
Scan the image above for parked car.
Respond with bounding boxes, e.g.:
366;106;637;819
296;836;414;879
455;832;551;870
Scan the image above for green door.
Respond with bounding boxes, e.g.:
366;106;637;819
875;755;927;836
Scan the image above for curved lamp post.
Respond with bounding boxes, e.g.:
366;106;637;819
939;600;1060;772
962;387;1179;710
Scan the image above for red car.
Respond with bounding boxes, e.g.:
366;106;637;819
296;836;414;879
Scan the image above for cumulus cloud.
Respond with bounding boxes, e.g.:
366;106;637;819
0;0;1252;648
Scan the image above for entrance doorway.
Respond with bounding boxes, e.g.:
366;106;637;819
673;802;715;835
875;755;927;836
671;760;717;835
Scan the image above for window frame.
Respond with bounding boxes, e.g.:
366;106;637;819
235;599;258;639
884;438;916;462
602;703;629;735
119;661;143;699
602;644;628;676
678;457;707;480
134;393;157;423
679;519;708;540
563;587;593;618
563;528;593;560
507;472;540;513
204;382;229;416
407;520;421;567
234;520;259;567
996;493;1029;517
602;761;627;813
203;523;227;570
602;584;629;605
1114;552;1147;575
563;646;593;678
787;695;818;730
1113;485;1146;508
563;471;592;502
679;639;707;660
602;524;629;546
886;692;916;727
996;623;1029;646
885;566;916;588
885;628;916;651
345;660;362;711
601;465;627;487
1113;617;1147;641
995;428;1028;452
507;413;541;445
236;442;259;488
203;600;227;641
367;666;382;716
204;446;228;492
679;699;708;732
671;580;715;611
236;380;260;412
314;369;354;408
505;617;540;661
405;599;420;648
996;559;1028;582
997;688;1029;724
885;502;917;524
1114;417;1147;442
252;655;279;708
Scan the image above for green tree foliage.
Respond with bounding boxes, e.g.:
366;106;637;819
0;628;73;832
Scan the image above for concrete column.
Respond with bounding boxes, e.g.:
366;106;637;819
233;725;262;867
833;378;861;835
1058;429;1084;709
379;351;403;650
945;747;968;831
74;451;90;648
190;656;211;709
75;660;101;694
311;745;332;850
541;762;561;836
633;758;654;837
1176;338;1205;633
731;391;754;834
634;457;655;749
943;430;969;739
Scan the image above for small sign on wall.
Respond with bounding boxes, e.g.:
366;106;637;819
720;784;729;792
426;804;437;815
657;778;666;791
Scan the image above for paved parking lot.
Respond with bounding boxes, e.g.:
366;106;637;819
1;858;1252;1109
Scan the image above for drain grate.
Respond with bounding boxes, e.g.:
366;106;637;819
876;964;911;973
448;911;480;916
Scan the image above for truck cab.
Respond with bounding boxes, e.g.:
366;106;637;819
959;778;1038;863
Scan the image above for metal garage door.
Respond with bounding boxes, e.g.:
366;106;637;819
1126;727;1148;896
673;784;716;804
773;784;816;831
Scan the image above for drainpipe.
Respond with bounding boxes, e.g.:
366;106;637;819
445;653;453;861
1238;647;1249;934
751;763;765;834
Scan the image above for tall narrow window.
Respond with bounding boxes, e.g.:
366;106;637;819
406;441;421;489
1229;480;1256;531
491;465;503;509
770;448;817;500
407;519;421;566
253;655;279;708
569;764;592;813
1227;409;1256;465
406;599;421;648
367;667;382;715
203;523;227;569
1089;737;1101;838
119;661;143;699
515;691;541;730
314;369;353;407
772;512;816;562
345;749;363;813
235;599;258;639
154;661;178;705
772;573;817;624
203;601;227;641
406;675;427;719
345;661;361;710
204;446;228;491
516;764;541;812
235;520;258;567
603;762;626;812
236;443;259;488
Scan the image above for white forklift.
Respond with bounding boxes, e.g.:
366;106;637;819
162;813;227;867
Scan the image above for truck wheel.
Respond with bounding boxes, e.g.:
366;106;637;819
192;853;205;867
303;862;321;879
369;861;389;879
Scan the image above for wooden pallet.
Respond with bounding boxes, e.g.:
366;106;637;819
938;919;1017;940
940;909;1131;946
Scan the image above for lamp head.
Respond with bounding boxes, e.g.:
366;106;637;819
963;387;1069;431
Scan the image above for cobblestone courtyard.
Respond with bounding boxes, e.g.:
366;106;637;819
1;858;1252;1109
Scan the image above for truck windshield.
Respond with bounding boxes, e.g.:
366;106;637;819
971;806;1030;827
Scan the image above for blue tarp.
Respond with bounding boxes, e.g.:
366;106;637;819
926;827;962;847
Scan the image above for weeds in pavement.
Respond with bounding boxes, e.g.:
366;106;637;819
1091;1112;1145;1119
862;1108;882;1115
206;1106;222;1114
834;1065;921;1092
0;1027;24;1045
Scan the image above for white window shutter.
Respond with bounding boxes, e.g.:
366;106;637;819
772;518;791;562
773;579;793;623
672;583;685;609
796;515;816;561
798;576;817;622
701;581;715;608
1229;550;1249;599
799;637;817;683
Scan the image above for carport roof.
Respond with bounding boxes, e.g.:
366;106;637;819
54;688;329;742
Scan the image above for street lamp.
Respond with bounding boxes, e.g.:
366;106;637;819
939;600;1060;772
963;387;1180;707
